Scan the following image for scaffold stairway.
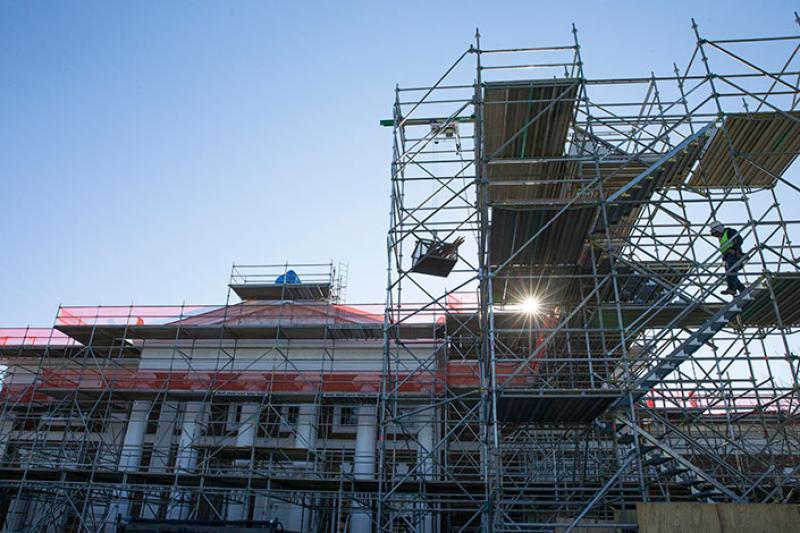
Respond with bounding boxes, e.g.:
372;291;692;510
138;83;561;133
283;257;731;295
616;415;741;502
619;279;762;406
600;122;715;229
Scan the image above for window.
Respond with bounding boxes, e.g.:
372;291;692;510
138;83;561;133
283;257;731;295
339;406;357;426
285;406;299;426
277;405;300;433
259;406;279;438
146;404;161;435
207;404;228;437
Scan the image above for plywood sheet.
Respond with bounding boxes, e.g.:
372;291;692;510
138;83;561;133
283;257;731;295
636;502;722;533
716;503;800;533
636;503;800;533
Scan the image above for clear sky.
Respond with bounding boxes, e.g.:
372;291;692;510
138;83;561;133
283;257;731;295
1;1;797;326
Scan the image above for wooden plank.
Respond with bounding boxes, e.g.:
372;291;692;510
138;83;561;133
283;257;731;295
484;80;579;203
489;206;594;269
740;273;800;327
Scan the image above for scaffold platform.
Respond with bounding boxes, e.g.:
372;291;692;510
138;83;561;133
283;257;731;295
688;112;800;189
496;391;619;424
229;282;332;302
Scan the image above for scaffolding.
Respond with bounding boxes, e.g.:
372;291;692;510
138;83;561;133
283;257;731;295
0;262;398;532
380;16;800;532
0;17;799;533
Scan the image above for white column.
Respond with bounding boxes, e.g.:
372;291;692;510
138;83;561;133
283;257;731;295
46;502;71;533
237;404;260;448
288;403;319;531
0;414;15;465
350;404;377;533
226;403;261;521
417;420;434;479
106;399;151;530
2;493;30;532
167;401;206;520
0;417;24;532
44;500;68;533
354;405;377;478
417;413;435;533
251;493;268;522
119;400;151;471
295;403;318;450
150;401;178;472
142;401;179;519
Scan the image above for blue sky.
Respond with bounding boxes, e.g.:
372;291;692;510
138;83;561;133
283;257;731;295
1;1;797;326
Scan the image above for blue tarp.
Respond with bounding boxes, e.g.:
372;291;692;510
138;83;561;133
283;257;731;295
275;270;301;284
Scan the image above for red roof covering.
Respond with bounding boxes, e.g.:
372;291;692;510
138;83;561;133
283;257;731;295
170;302;385;327
0;328;77;348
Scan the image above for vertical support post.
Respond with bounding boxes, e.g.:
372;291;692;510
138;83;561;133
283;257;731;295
472;26;497;533
378;80;405;532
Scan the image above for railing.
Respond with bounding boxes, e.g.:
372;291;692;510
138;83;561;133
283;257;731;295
230;262;337;286
49;293;487;329
55;303;389;327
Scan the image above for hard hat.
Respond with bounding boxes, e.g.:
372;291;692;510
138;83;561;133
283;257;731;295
710;220;724;233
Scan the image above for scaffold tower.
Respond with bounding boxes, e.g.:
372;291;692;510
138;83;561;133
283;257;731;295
379;16;800;532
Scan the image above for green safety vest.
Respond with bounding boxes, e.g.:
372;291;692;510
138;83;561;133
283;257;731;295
719;229;736;254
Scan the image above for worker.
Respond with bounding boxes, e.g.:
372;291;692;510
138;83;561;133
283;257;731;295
710;221;746;296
